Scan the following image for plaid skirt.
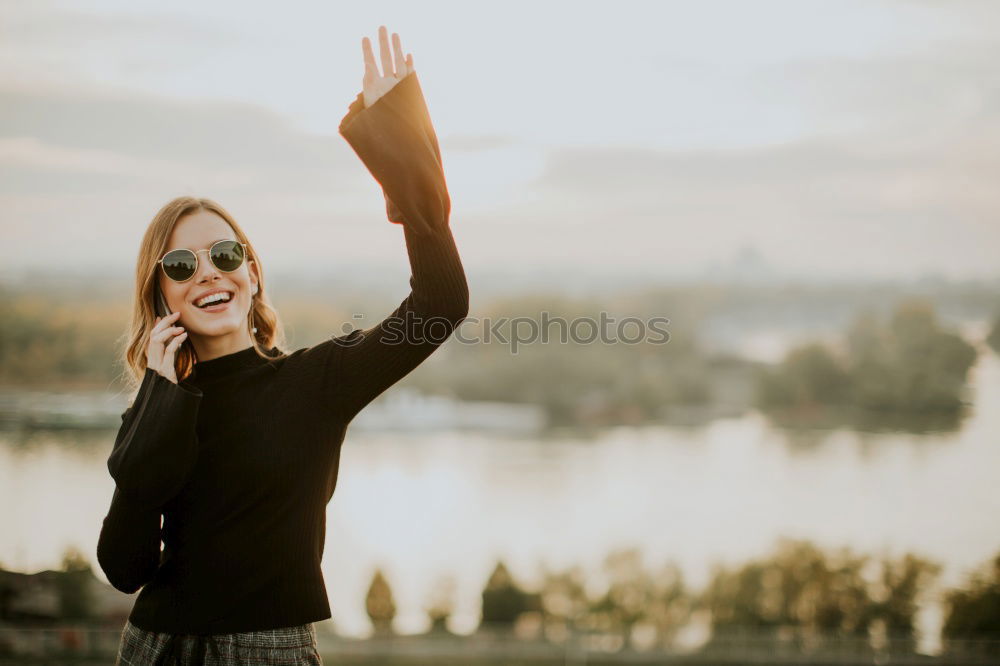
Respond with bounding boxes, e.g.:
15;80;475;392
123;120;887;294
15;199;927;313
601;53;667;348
114;619;323;665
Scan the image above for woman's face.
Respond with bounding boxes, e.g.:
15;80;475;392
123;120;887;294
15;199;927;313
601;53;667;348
158;210;258;345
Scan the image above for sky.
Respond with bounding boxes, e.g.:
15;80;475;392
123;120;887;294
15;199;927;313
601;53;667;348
1;0;998;285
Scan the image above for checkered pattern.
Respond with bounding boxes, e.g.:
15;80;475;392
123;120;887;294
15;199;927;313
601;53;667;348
114;619;323;665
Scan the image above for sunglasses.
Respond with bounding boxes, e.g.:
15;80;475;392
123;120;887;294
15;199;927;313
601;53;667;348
157;239;249;283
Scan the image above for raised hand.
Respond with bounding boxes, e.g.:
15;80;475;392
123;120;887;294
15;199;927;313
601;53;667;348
360;25;415;109
146;311;187;384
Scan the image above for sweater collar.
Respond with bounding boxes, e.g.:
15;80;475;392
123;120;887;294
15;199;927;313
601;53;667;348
191;344;279;382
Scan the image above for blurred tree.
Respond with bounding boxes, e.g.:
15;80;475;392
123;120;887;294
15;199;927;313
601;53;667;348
882;302;976;412
645;561;694;650
943;553;1000;642
423;573;456;635
757;299;976;432
400;294;720;428
0;291;126;388
365;568;396;637
758;343;851;412
57;547;93;620
987;314;1000;354
858;552;942;655
698;538;939;655
480;561;533;632
847;310;896;412
587;548;696;651
538;563;590;641
589;548;655;649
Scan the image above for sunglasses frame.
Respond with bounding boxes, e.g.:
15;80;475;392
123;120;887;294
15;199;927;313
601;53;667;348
157;240;250;284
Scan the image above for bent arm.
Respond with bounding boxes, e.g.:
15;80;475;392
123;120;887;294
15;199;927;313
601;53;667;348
107;368;202;509
96;369;201;592
96;485;161;594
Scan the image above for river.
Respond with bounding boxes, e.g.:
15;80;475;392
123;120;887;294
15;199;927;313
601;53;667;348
1;346;998;654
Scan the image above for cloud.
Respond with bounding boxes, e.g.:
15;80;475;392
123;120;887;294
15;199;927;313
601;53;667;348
441;134;517;152
1;0;998;280
0;84;361;196
2;8;229;45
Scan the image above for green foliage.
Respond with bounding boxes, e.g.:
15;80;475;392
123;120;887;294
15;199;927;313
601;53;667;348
987;313;1000;355
1;283;984;431
480;561;535;628
397;294;718;427
758;343;851;409
365;569;396;636
538;564;591;631
0;286;721;427
57;546;93;620
423;574;457;634
943;554;1000;640
698;539;940;651
0;289;127;388
756;300;977;431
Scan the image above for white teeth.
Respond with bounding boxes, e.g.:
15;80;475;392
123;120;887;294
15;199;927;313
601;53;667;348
196;292;232;307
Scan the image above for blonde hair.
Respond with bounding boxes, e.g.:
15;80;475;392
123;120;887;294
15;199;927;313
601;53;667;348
119;196;287;404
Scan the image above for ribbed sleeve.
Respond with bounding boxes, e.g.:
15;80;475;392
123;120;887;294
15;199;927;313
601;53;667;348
98;368;201;593
328;223;469;423
339;70;450;236
326;70;469;423
96;485;161;594
106;367;203;508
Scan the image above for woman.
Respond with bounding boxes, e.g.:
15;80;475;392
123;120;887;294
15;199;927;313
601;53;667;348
96;26;469;665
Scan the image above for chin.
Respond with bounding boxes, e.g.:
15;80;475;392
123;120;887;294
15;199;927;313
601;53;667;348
190;315;244;334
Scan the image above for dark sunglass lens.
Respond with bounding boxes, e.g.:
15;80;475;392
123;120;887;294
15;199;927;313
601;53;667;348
162;250;197;282
211;241;245;272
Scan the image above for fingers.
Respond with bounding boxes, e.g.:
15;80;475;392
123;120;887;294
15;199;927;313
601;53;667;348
152;311;181;334
361;36;378;85
165;330;188;353
146;312;186;381
152;326;184;345
391;32;406;78
378;25;393;78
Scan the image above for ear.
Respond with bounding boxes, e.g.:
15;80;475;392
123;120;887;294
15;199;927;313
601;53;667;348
249;259;260;295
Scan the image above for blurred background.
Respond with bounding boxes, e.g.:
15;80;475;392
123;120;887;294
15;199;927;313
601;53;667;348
1;0;999;663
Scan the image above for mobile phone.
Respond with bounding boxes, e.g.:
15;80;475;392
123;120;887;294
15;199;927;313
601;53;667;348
155;289;172;318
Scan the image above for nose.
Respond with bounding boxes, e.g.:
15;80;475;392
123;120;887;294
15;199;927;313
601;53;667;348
193;248;222;283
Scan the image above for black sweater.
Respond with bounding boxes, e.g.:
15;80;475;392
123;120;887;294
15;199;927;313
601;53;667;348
96;71;469;634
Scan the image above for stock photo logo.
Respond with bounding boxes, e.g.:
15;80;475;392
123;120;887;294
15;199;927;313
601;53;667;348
333;311;671;353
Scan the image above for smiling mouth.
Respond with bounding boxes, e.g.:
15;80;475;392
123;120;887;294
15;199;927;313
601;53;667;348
194;292;234;310
196;300;232;312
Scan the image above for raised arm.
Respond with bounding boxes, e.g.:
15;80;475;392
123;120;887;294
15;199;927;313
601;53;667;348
327;222;468;423
339;28;449;237
323;28;469;423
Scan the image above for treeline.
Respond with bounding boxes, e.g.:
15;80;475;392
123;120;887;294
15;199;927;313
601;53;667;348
1;283;996;433
401;292;728;427
28;537;1000;657
756;300;980;432
380;539;998;660
988;314;1000;355
0;286;735;427
0;284;357;389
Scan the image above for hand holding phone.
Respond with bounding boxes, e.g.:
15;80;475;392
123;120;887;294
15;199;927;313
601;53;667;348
146;312;186;384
